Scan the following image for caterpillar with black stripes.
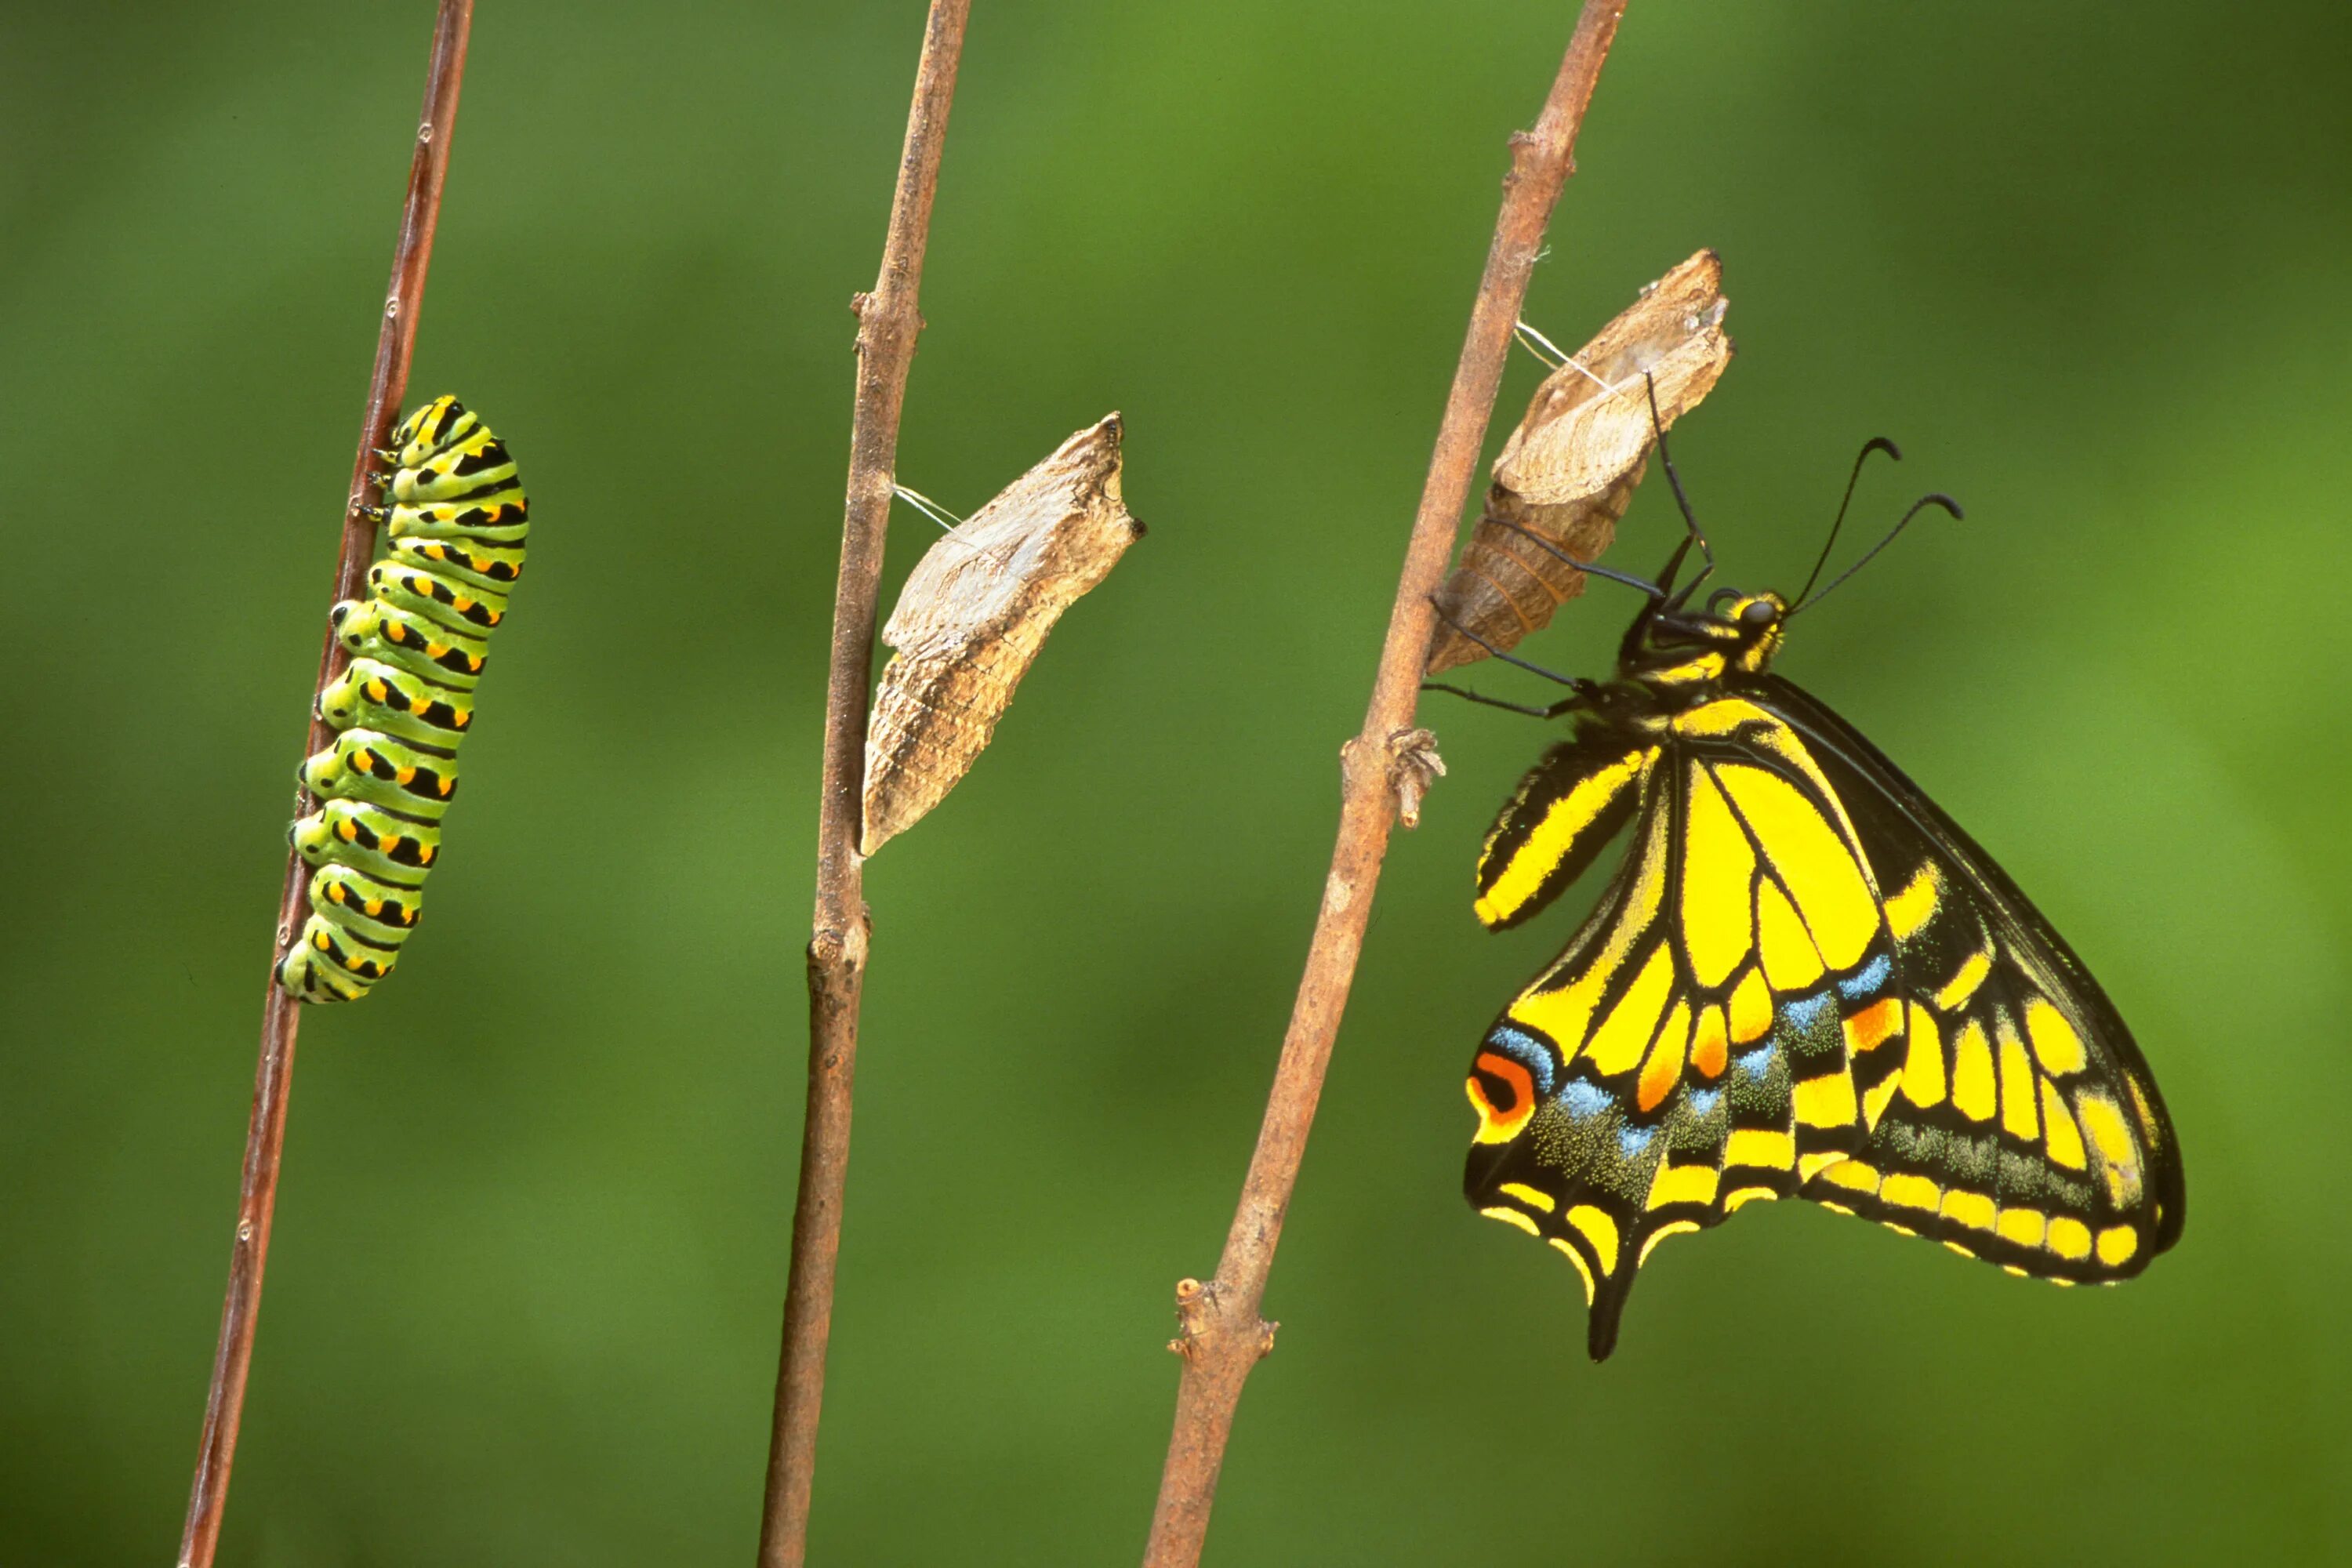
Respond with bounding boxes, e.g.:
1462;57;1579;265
278;395;527;1004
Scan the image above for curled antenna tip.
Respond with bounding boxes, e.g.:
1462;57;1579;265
1863;436;1902;463
1791;486;1966;614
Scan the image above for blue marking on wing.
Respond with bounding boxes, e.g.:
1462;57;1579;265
1486;1024;1556;1092
1559;1079;1610;1119
1687;1086;1723;1118
1782;992;1832;1031
1735;1044;1775;1078
1836;953;1893;1003
1617;1124;1657;1158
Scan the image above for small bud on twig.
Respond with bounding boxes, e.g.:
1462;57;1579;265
1385;727;1446;829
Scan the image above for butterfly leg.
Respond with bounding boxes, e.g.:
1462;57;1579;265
1644;373;1714;562
1478;516;1670;601
1642;372;1719;609
1421;681;1584;720
1427;598;1595;691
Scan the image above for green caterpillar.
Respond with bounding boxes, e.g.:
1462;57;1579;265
278;395;527;1004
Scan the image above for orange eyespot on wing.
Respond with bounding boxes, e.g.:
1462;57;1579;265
1468;1050;1538;1144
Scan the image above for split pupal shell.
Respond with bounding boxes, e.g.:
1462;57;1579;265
1427;249;1734;674
860;413;1144;856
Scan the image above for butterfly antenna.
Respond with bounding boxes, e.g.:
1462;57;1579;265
1791;437;1904;608
1792;492;1964;615
1644;372;1715;589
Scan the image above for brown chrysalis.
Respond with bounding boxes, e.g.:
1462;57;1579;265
860;414;1143;856
1426;249;1733;674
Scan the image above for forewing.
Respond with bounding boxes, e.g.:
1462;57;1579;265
1473;722;1656;931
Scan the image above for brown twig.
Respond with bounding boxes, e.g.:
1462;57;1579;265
756;3;971;1564
1138;6;1627;1563
173;6;473;1565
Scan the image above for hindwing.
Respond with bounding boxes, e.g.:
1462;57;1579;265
1745;676;2185;1264
1465;685;2183;1359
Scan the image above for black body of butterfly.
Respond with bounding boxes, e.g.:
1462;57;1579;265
1438;430;2185;1362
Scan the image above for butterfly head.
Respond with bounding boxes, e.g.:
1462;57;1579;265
1708;588;1788;673
1646;586;1788;677
1621;586;1789;690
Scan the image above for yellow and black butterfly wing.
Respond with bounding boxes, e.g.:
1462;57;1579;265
1472;723;1655;933
1748;673;2185;1276
1464;688;2182;1359
1466;702;1896;1359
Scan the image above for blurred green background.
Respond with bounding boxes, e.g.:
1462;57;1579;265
4;2;2348;1563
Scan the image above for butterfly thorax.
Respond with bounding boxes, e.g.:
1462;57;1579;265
1570;590;1791;739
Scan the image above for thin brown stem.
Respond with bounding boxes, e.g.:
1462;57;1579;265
172;7;473;1566
756;3;971;1564
1139;6;1627;1563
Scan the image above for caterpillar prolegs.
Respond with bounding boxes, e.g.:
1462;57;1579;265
277;396;527;1004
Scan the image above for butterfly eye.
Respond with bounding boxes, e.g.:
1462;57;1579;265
1740;599;1779;627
